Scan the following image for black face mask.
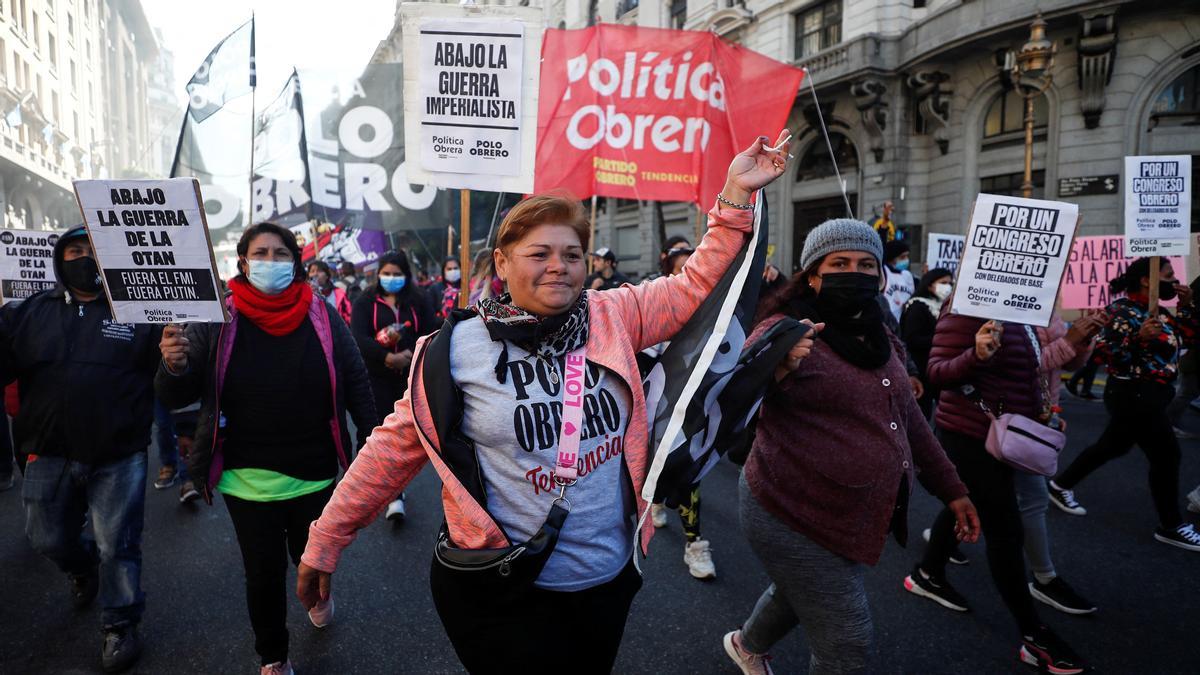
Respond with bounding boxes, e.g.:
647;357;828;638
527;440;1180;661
1160;280;1178;301
815;272;881;319
62;257;103;294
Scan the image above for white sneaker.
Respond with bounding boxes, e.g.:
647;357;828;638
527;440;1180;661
1154;524;1200;552
308;595;334;628
385;497;406;523
684;539;716;580
261;660;294;675
723;630;773;675
650;503;668;528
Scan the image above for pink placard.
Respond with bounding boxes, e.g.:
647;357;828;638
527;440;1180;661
1062;236;1183;309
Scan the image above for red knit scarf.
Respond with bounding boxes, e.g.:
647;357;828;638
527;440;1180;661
228;277;313;336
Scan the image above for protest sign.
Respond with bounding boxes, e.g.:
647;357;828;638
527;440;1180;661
1062;235;1183;309
75;178;228;324
950;194;1080;327
927;233;965;275
0;228;60;303
1124;155;1191;256
536;25;804;204
400;2;542;193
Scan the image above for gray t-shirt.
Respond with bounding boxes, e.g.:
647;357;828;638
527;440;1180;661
450;316;635;591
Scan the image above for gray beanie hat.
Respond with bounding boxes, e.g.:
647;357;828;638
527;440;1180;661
799;218;884;272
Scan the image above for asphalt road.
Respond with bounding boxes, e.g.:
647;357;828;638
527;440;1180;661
2;393;1198;674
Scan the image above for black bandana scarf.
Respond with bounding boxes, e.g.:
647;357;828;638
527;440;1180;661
787;295;892;371
475;292;590;383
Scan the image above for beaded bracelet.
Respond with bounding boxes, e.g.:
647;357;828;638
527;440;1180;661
716;193;753;210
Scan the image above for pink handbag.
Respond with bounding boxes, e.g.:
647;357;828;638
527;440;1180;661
984;412;1065;476
971;325;1065;476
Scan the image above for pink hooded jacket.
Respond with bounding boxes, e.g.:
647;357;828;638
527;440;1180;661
301;202;753;573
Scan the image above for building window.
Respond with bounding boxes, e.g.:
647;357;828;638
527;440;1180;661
794;0;841;60
671;0;686;30
51;90;58;121
984;89;1047;138
31;11;39;50
981;171;1045;198
67;12;74;41
617;0;639;15
796;132;858;181
47;32;55;68
69;59;76;88
1150;64;1200;126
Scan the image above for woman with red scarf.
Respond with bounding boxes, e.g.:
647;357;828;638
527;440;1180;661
156;222;375;675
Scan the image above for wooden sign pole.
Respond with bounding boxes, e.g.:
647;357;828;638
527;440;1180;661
459;189;471;308
1149;255;1161;314
694;203;705;245
588;195;598;275
447;225;453;259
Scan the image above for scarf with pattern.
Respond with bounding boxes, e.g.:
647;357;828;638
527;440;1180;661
475;292;590;384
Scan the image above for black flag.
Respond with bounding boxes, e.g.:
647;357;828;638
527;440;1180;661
184;19;255;124
641;192;810;505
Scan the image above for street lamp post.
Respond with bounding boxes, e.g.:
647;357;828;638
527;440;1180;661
1010;15;1056;199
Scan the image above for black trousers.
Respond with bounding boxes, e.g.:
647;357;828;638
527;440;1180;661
429;557;642;674
224;484;334;665
1058;378;1182;528
922;429;1039;634
0;411;12;475
1068;360;1100;395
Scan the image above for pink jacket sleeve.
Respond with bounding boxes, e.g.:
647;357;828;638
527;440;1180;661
302;373;431;573
595;201;753;352
1038;317;1090;373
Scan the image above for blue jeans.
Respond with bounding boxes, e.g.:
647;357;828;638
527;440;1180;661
22;452;147;627
154;400;186;480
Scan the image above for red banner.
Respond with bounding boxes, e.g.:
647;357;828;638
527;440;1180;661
535;25;804;204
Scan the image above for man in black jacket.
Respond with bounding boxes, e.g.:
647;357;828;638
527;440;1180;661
0;226;160;673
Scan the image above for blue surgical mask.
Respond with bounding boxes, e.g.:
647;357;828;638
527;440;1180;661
247;260;296;295
380;275;407;293
894;259;910;272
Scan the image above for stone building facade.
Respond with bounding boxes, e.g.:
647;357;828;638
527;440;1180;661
379;0;1199;278
0;0;160;233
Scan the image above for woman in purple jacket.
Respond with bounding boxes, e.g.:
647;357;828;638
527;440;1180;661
906;309;1089;674
722;218;979;675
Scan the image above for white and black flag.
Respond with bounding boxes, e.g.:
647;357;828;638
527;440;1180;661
641;192;810;505
184;18;255;124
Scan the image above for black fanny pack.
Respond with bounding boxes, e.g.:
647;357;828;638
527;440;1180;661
433;499;570;589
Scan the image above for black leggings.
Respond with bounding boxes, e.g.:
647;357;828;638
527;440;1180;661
430;557;642;674
1057;378;1182;528
224;484;334;665
921;429;1039;634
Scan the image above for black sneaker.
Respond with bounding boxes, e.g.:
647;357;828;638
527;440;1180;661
1048;480;1087;516
922;527;969;565
1154;524;1200;552
70;569;100;609
178;480;200;504
1030;577;1098;615
101;624;143;673
1019;625;1087;674
903;566;969;612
